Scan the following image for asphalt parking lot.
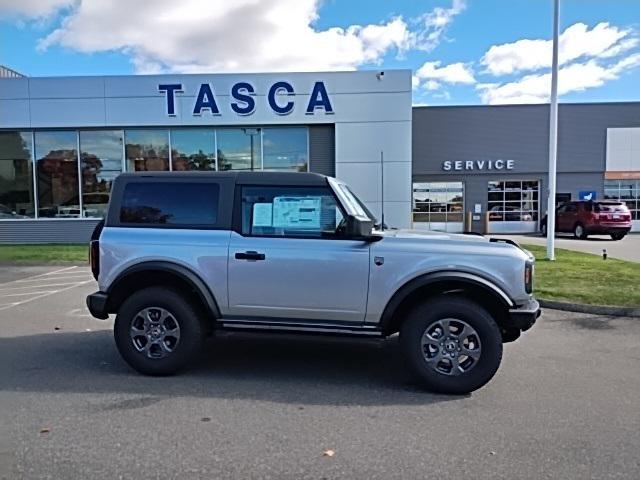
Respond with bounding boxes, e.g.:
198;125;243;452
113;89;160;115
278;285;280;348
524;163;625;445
1;266;639;479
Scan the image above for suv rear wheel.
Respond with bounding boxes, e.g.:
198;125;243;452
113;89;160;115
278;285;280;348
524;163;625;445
400;297;503;394
114;286;205;375
573;223;587;239
611;232;626;241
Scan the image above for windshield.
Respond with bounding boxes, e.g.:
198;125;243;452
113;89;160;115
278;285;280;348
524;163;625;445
331;181;377;223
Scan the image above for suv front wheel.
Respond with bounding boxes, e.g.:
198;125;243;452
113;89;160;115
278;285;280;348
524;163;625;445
114;286;205;375
400;297;503;394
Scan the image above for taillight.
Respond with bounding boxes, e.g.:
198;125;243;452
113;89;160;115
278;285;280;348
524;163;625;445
524;261;533;294
89;239;100;280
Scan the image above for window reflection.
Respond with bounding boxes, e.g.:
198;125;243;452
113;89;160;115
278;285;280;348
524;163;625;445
263;127;308;172
217;129;261;171
125;130;169;171
603;179;640;220
412;182;464;230
120;182;219;225
80;130;123;218
35;131;79;218
0;131;35;218
487;180;539;222
171;129;216;171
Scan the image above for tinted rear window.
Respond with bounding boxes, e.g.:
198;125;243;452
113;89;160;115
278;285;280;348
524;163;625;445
595;203;627;213
120;182;219;226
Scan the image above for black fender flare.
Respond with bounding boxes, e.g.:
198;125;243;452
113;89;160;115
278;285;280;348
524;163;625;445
379;271;514;333
106;261;221;318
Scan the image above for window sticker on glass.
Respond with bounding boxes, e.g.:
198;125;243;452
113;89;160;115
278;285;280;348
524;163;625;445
272;196;321;228
252;203;273;227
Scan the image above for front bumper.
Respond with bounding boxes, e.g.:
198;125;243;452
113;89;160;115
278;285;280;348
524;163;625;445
507;298;541;332
86;291;109;319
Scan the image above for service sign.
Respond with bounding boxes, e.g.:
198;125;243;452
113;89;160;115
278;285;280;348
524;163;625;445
442;159;515;171
159;81;333;117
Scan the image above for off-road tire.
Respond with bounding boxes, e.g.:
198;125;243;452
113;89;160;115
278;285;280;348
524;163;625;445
114;287;204;375
400;297;503;394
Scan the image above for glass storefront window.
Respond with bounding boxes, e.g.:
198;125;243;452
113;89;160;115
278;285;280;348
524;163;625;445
487;180;539;222
217;128;261;171
4;126;313;221
412;182;464;231
604;180;640;220
35;131;79;218
171;129;216;171
0;131;35;218
125;130;169;172
262;127;308;172
80;130;123;218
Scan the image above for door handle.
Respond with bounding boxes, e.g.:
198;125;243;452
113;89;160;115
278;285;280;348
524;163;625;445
235;251;266;261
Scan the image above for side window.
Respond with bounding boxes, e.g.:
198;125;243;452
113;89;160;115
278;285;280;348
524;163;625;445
566;203;577;213
120;182;219;226
241;186;345;238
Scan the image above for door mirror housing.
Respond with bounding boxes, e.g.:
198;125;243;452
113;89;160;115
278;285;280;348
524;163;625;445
345;215;381;241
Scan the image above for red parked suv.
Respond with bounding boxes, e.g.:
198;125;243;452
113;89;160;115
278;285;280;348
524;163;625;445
541;201;632;240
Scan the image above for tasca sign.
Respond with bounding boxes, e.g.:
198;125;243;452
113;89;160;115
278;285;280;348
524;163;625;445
159;81;333;117
442;159;515;171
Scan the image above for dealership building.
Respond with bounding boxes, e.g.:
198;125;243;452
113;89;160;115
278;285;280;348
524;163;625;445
0;68;639;242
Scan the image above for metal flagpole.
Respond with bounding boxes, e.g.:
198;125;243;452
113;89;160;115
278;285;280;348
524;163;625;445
380;150;385;231
546;0;560;260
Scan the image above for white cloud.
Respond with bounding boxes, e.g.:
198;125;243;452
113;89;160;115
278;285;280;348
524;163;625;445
31;0;465;74
424;80;441;91
412;0;466;52
415;60;475;85
477;54;640;104
481;22;635;76
0;0;72;17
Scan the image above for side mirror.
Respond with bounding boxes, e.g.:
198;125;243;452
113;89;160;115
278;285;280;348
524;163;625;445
345;215;380;241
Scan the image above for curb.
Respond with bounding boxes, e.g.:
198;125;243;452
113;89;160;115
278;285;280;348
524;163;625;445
539;299;640;318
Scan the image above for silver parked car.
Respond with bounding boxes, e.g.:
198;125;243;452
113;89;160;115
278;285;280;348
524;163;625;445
87;172;539;394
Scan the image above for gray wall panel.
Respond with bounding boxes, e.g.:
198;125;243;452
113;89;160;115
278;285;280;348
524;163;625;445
413;102;640;176
308;125;335;177
0;220;100;244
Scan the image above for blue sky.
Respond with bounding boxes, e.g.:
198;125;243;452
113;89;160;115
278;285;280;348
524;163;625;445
1;0;639;105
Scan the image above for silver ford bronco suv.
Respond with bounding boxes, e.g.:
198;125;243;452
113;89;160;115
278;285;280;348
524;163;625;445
87;171;540;394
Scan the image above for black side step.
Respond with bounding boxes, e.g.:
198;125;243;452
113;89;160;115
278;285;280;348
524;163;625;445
219;318;384;337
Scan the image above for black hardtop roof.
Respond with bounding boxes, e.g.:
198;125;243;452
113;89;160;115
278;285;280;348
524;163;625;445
117;171;330;186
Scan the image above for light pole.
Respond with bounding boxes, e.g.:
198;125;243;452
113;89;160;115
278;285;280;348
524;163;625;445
546;0;560;260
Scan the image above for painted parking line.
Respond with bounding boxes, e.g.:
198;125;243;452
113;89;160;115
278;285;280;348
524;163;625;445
0;283;89;292
43;270;90;276
0;280;94;312
14;274;93;283
0;290;55;298
0;266;81;286
0;266;94;312
21;276;93;283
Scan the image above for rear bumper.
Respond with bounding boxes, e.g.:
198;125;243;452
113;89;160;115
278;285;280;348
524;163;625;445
587;225;631;234
507;298;541;332
86;291;109;319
